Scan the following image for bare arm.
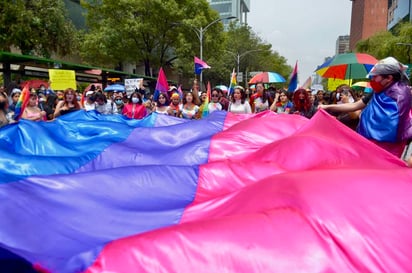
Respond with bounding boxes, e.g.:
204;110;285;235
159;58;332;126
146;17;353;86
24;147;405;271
269;93;280;111
318;99;366;113
53;101;65;118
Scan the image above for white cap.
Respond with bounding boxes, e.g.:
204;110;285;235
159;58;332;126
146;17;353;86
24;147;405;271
367;56;409;81
86;91;94;96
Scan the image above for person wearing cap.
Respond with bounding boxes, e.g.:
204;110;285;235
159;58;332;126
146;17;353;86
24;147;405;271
319;56;412;159
167;92;182;117
8;88;21;112
167;86;178;101
84;91;96;111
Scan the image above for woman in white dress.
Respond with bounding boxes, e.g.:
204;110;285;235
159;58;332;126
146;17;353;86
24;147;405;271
228;86;252;114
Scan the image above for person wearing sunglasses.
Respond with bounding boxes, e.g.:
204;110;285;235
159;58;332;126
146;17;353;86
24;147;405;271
197;88;223;119
208;88;223;114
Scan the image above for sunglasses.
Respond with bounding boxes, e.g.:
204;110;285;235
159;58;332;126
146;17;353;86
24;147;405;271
211;94;219;97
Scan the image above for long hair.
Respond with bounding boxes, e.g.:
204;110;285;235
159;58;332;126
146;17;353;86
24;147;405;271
64;88;81;110
231;86;247;104
255;82;268;103
156;93;169;107
127;92;143;105
292;88;312;112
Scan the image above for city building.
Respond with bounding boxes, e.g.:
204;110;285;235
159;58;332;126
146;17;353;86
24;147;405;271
388;0;412;30
349;0;389;51
336;35;350;54
207;0;250;25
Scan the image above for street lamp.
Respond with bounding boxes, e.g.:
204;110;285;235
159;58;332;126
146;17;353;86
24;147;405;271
225;49;265;82
396;42;412;64
182;16;236;89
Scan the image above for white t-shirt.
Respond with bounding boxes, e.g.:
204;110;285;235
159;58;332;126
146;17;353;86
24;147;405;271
229;100;252;114
95;101;118;114
84;102;96;111
208;102;222;113
181;104;199;119
253;97;269;113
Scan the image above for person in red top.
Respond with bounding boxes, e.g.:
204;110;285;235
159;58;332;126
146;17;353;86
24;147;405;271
249;82;270;113
122;91;147;119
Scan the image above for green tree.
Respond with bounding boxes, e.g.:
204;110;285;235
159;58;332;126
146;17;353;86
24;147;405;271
356;22;412;64
214;23;291;86
0;0;79;57
80;0;222;79
356;31;396;59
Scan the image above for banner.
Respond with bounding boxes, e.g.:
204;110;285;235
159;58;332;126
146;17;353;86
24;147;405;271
49;69;76;90
327;78;351;91
125;78;143;96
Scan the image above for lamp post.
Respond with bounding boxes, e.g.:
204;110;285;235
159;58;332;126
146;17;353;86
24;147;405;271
225;49;264;82
184;16;236;89
396;42;412;64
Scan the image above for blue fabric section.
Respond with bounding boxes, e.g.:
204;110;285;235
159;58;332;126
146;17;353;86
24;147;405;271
0;111;227;272
357;92;399;142
0;111;156;183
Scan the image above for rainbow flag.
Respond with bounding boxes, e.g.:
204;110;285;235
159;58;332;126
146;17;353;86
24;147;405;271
228;68;237;96
201;81;211;118
288;61;298;92
13;84;30;120
0;110;411;272
301;76;312;90
194;56;211;75
154;67;168;101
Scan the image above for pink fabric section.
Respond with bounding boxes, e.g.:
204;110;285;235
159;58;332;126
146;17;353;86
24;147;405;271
85;110;412;273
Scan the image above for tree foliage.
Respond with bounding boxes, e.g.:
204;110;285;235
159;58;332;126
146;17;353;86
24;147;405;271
356;22;412;64
0;0;79;57
214;23;291;86
80;0;222;78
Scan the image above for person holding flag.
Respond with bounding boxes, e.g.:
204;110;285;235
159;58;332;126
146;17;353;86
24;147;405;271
13;84;31;121
197;82;223;119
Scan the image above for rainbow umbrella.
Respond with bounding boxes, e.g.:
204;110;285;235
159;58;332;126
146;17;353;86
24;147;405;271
352;81;373;93
248;72;286;84
315;53;378;80
352;81;371;88
215;85;228;92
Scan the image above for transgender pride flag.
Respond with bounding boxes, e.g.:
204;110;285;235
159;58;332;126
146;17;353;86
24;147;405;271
0;110;412;272
194;56;211;75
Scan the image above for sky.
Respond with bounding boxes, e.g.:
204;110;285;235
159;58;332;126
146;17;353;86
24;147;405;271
247;0;352;85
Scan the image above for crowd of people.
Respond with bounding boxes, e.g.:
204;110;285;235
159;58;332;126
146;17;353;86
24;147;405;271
0;57;411;164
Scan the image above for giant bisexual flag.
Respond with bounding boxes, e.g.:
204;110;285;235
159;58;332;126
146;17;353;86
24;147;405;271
0;110;412;273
